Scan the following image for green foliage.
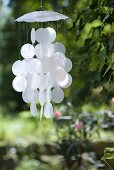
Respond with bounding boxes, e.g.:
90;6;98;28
102;147;114;170
0;112;56;144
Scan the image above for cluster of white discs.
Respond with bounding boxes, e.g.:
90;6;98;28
12;27;72;120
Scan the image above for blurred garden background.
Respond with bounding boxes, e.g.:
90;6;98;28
0;0;114;169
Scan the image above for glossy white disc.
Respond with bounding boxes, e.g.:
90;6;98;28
12;76;27;92
36;28;50;43
51;87;64;103
57;73;69;87
29;58;42;74
46;27;56;42
21;44;35;59
54;42;66;54
53;52;66;67
12;60;25;76
31;28;36;44
54;66;67;82
15;11;68;22
35;43;54;58
65;58;72;72
22;87;34;103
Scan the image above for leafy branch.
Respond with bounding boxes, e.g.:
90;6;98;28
101;147;114;170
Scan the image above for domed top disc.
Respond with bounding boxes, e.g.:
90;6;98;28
15;11;68;23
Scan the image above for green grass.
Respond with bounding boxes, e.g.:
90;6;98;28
0;111;57;145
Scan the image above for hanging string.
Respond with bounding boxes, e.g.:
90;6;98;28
41;0;43;8
64;20;66;38
56;21;59;35
18;22;21;60
25;22;29;43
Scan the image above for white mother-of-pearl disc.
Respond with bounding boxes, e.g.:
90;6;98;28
39;90;46;106
15;11;68;22
46;27;56;42
31;74;41;90
54;66;67;83
51;87;64;103
57;73;69;87
42;57;55;73
65;58;72;72
54;42;66;54
30;102;37;117
35;43;54;58
22;86;34;103
53;52;66;67
36;28;50;43
29;58;42;74
21;44;35;59
60;73;72;88
12;76;27;92
31;28;36;44
44;102;53;118
12;60;25;76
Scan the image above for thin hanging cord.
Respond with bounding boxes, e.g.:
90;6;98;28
41;0;43;7
24;22;29;44
56;21;58;35
64;20;66;38
18;22;21;60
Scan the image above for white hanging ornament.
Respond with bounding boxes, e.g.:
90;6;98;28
31;28;36;44
21;44;35;59
12;76;27;92
12;10;72;120
30;101;38;117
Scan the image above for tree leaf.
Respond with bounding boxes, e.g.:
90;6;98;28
104;147;114;153
103;64;111;77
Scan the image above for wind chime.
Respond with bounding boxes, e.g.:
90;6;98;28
12;5;72;120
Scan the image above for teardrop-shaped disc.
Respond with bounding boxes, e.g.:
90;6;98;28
65;58;72;72
46;88;51;103
12;60;25;76
21;44;35;59
46;27;56;42
44;102;53;118
54;42;66;54
31;28;36;44
12;76;27;92
34;90;39;101
39;90;46;106
51;87;64;103
30;102;37;117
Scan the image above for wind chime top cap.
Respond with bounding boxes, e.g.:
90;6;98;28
15;10;68;22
